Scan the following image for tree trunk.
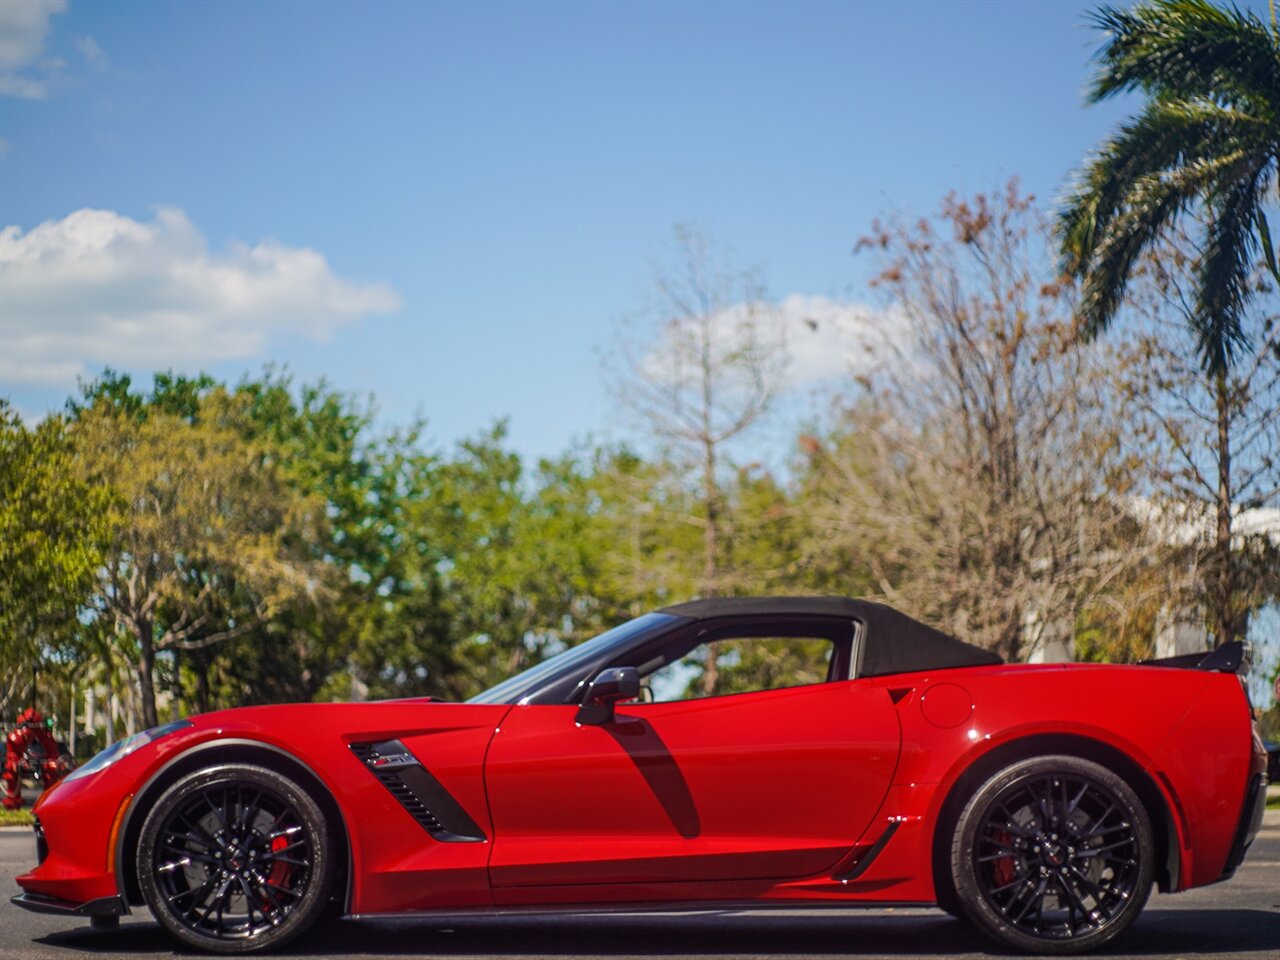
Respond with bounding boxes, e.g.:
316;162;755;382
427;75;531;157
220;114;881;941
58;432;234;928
699;432;721;696
195;649;211;715
702;440;719;596
697;308;723;696
1212;373;1237;646
68;684;76;759
103;672;115;746
136;619;160;729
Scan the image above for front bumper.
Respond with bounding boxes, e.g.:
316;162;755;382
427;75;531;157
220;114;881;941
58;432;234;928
10;892;127;917
14;781;130;909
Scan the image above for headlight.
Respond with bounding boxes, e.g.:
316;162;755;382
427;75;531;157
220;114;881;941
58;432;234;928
62;720;193;783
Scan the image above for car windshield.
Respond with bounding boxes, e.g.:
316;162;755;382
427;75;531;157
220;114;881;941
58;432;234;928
467;612;678;705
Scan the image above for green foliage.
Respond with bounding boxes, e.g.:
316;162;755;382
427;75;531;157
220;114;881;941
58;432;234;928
0;809;35;827
696;637;831;699
65;374;331;726
0;403;107;715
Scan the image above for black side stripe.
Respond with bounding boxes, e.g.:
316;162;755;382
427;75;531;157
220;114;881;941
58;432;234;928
349;740;487;842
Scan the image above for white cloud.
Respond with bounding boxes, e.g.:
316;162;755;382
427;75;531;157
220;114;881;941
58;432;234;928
0;0;67;98
776;294;894;387
635;293;893;397
73;34;106;71
0;207;401;389
0;69;50;99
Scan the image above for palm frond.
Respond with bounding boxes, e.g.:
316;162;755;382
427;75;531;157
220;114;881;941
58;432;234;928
1077;157;1235;335
1060;0;1280;374
1060;98;1265;273
1089;0;1280;111
1195;160;1272;372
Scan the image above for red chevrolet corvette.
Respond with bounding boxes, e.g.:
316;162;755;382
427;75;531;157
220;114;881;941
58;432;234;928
12;597;1269;954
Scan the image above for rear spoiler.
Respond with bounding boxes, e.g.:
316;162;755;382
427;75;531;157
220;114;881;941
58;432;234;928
1140;640;1252;676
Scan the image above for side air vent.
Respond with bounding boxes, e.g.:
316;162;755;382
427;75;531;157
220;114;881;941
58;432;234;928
349;740;487;843
33;816;48;865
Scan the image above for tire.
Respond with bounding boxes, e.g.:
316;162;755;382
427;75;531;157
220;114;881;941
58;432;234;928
933;869;965;919
949;755;1153;955
137;763;334;954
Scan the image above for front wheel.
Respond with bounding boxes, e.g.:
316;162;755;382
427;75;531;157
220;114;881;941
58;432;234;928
950;755;1153;954
137;763;334;953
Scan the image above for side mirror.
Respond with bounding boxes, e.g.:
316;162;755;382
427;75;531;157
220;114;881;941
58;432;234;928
575;666;640;726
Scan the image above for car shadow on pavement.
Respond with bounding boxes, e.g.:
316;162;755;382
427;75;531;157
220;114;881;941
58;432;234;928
31;909;1280;957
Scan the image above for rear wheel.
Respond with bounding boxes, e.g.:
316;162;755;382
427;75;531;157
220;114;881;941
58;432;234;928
950;755;1153;954
137;764;334;953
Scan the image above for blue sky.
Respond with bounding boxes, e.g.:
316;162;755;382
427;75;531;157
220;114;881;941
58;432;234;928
1;0;1262;458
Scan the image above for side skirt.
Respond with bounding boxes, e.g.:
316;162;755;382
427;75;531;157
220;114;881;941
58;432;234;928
344;899;941;921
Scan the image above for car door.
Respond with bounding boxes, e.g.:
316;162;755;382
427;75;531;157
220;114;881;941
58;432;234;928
483;616;902;890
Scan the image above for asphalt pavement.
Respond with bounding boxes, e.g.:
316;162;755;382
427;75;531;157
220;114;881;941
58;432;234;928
2;811;1277;960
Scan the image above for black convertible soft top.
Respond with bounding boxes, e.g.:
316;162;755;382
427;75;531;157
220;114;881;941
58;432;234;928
658;596;1003;678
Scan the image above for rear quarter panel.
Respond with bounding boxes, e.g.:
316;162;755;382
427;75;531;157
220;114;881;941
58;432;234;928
865;663;1253;897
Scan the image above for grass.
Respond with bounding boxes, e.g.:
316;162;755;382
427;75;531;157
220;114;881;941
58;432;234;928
0;808;34;827
1267;792;1280;810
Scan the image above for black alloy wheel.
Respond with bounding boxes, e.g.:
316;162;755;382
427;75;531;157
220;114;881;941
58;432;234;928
950;754;1154;954
137;764;334;953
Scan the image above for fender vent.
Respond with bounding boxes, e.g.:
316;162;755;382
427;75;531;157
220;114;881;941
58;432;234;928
349;740;486;843
33;816;48;865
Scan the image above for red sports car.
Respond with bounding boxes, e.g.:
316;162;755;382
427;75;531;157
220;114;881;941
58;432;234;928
11;597;1269;954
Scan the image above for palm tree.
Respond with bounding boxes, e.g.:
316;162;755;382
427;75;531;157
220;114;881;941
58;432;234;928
1060;0;1279;646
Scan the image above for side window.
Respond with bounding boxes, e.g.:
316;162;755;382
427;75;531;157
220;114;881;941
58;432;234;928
643;633;839;703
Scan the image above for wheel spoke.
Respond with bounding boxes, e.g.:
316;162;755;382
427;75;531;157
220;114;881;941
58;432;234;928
989;873;1032;896
1057;875;1078;936
161;842;219;863
241;790;264;835
1076;837;1135;859
205;793;231;836
170;873;218;907
1081;801;1117;837
237;874;263;929
1009;878;1046;925
265;854;311;867
1066;781;1089;817
215;879;230;934
1059;873;1101;931
192;891;219;928
1068;864;1113;907
977;847;1019;862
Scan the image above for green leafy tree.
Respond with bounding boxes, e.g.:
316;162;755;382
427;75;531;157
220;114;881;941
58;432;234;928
69;383;329;727
332;425;634;700
0;403;106;718
211;374;416;709
1060;0;1280;644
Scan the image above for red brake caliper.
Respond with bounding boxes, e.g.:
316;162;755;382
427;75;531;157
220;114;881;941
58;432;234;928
992;828;1015;887
265;835;292;911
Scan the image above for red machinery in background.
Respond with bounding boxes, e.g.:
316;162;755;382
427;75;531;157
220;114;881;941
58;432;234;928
2;709;71;810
